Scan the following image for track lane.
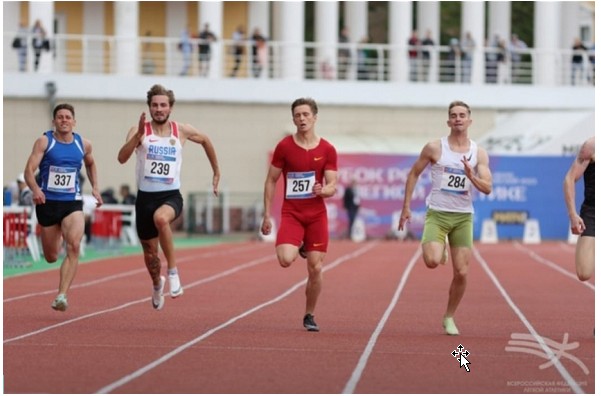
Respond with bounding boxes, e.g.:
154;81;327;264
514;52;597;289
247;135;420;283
351;241;594;393
3;241;595;393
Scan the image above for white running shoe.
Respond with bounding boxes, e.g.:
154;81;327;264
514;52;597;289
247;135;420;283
152;276;166;310
169;273;184;298
51;294;68;312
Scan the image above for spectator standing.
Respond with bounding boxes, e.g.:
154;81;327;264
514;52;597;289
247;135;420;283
571;37;588;85
509;33;527;83
357;37;370;80
178;27;193;76
461;32;475;83
141;31;156;75
338;27;351;80
16;173;33;207
120;184;136;205
230;25;246;77
101;188;118;204
588;43;595;84
496;38;509;84
343;179;360;238
198;23;217;77
13;22;28;72
421;30;435;82
31;19;47;72
251;28;267;78
408;30;420;82
443;38;462;82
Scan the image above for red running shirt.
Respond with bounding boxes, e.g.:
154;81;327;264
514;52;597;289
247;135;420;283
271;135;338;211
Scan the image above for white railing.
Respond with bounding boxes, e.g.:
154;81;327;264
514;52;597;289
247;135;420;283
4;32;595;86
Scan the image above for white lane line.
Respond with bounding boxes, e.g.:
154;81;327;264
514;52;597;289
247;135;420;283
473;248;584;394
512;242;594;291
96;242;378;394
4;255;274;344
4;244;268;302
342;246;421;394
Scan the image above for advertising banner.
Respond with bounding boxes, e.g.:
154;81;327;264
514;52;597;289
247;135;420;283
270;153;581;241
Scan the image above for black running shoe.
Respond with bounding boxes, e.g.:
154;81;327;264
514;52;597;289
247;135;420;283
303;313;319;332
299;243;307;259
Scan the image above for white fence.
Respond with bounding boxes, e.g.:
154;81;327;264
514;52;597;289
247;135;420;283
4;32;596;86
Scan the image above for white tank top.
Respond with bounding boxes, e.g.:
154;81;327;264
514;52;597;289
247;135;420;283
426;137;479;213
135;121;183;192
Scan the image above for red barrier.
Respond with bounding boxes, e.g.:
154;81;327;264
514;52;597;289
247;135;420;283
91;210;122;243
3;211;28;249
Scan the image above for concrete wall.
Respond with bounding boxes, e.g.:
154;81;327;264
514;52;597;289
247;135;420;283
3;71;594;206
3;97;497;203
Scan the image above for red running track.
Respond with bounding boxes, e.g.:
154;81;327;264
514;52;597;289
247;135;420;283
3;240;595;393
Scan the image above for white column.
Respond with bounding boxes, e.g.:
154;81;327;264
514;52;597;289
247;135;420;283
487;1;511;43
315;1;338;79
417;2;439;40
4;2;20;72
114;2;139;76
417;1;440;82
3;2;20;32
83;2;105;73
388;1;411;82
461;1;485;85
200;1;224;79
560;2;580;49
345;1;368;43
248;1;270;78
248;1;269;35
29;1;54;74
275;2;304;80
166;2;187;76
344;1;367;80
534;2;560;86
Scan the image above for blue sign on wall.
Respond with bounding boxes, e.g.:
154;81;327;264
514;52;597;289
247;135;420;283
473;156;582;240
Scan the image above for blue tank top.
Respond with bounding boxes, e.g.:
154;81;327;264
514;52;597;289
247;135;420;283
39;130;84;201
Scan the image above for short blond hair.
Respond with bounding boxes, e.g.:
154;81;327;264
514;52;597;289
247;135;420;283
448;100;471;116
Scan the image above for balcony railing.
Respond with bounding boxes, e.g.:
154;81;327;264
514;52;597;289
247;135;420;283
4;32;595;86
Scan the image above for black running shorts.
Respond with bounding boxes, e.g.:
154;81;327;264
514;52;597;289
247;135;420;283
36;200;83;227
135;189;183;240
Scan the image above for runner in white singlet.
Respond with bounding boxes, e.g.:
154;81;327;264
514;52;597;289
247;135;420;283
398;101;493;336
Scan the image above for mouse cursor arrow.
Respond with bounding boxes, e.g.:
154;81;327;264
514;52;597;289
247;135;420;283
460;355;471;372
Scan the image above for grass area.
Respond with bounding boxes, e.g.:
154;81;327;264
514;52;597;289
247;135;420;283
3;233;253;279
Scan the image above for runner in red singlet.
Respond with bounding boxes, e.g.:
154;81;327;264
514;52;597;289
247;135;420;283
261;98;338;332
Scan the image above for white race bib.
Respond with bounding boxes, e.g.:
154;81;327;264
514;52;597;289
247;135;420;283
47;166;77;193
440;166;470;195
286;171;316;199
144;154;176;184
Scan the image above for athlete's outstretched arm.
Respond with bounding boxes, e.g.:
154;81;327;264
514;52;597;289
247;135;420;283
261;165;282;236
315;170;337;198
463;147;492;195
398;141;436;231
118;112;146;164
563;137;594;234
24;136;48;205
83;138;103;207
181;123;221;196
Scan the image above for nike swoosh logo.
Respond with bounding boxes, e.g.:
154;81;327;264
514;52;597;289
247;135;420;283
314;157;323;161
149;139;159;142
312;242;324;247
